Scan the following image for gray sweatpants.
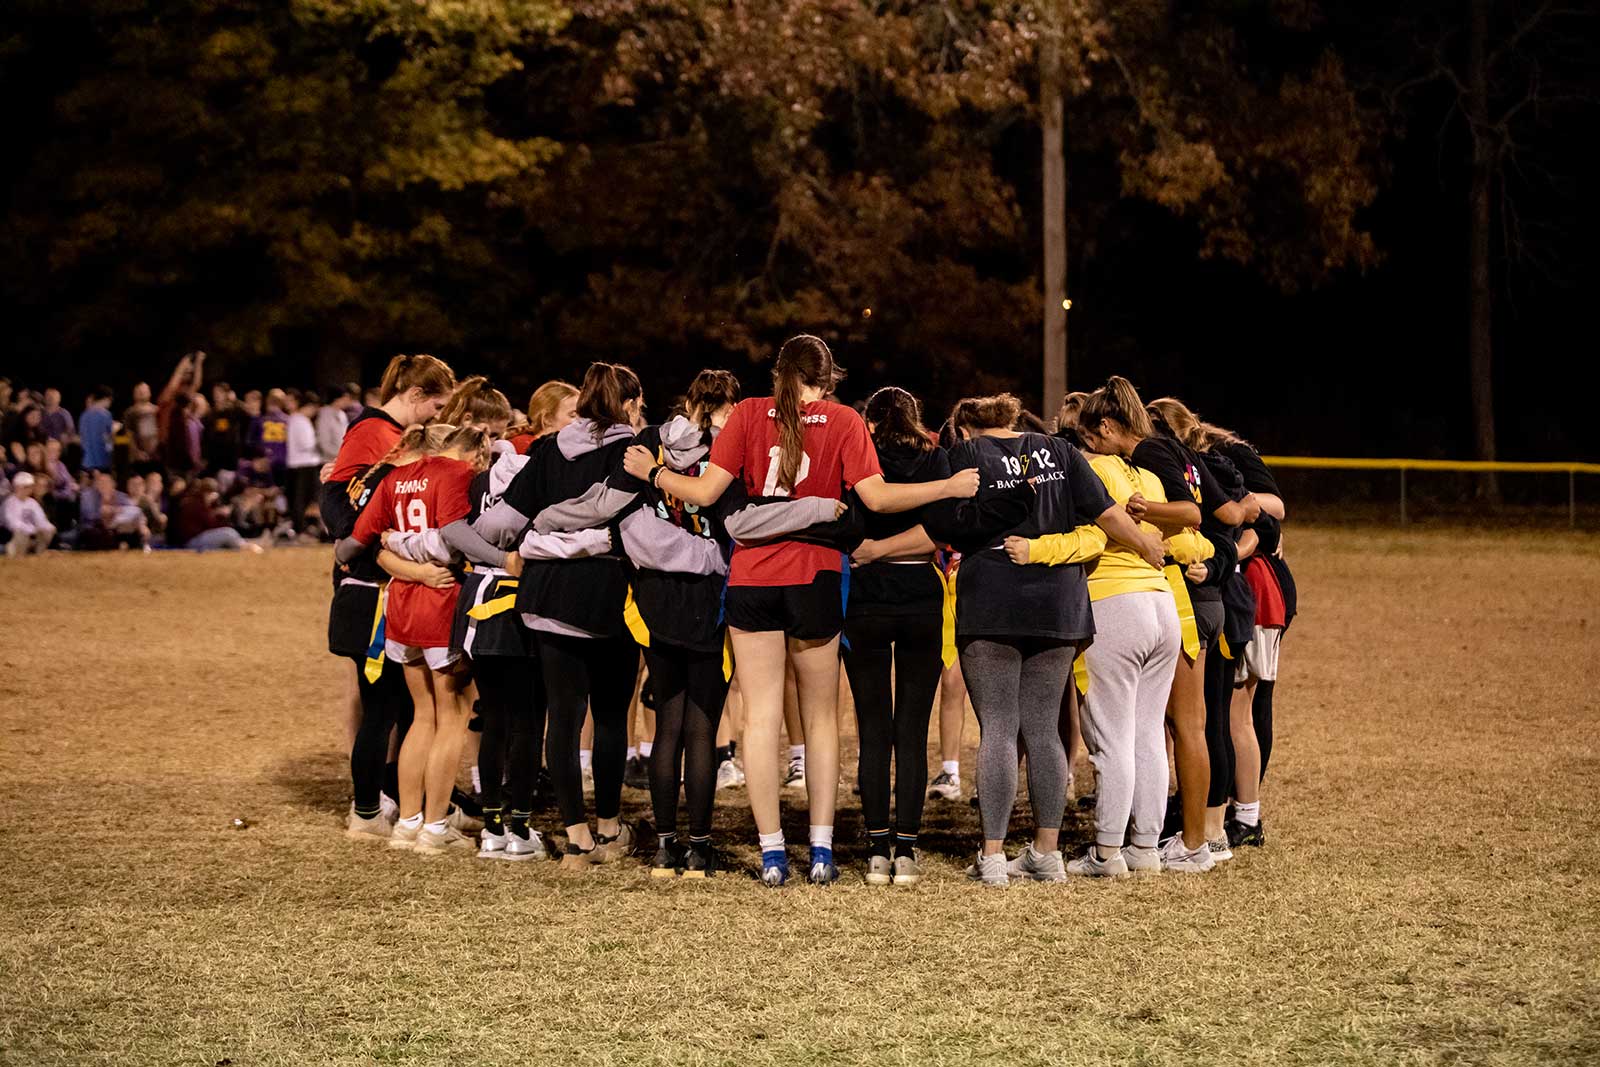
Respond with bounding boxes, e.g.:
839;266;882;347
1080;590;1181;850
960;637;1075;842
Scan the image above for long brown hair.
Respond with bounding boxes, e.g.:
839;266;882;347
526;380;578;436
576;362;642;440
864;386;931;451
1080;375;1154;439
439;376;511;429
378;354;456;404
685;369;740;433
1148;396;1243;452
772;335;839;492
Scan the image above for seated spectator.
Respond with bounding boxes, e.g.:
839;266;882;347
79;387;115;473
38;388;75;443
2;472;56;556
125;474;168;543
228;482;280;541
4;403;46;461
170;478;261;553
78;470;148;550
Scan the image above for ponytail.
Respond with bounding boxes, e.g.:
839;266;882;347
685;369;740;433
771;334;838;492
864;386;931;451
378;354;456;404
441;424;493;471
438;376;512;429
575;362;643;440
1080;375;1154;439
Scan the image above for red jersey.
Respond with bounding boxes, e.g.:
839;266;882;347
352;455;475;647
329;410;404;483
709;397;882;587
506;430;539;455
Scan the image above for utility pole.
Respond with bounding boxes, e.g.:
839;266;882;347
1041;25;1067;422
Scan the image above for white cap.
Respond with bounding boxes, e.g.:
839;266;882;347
11;471;35;491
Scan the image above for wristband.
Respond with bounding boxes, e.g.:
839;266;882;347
649;464;666;488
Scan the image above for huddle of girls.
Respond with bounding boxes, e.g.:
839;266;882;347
323;342;1292;885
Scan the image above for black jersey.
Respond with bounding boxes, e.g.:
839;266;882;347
848;442;949;618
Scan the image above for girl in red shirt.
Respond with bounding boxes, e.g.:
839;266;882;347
323;354;456;841
623;335;979;885
337;425;492;854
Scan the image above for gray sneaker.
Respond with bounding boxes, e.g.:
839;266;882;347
1006;843;1067;882
415;825;473;854
1122;845;1163;876
966;851;1010;887
478;828;508;859
1159;835;1215;874
1066;846;1130;878
865;855;894;886
891;854;923;886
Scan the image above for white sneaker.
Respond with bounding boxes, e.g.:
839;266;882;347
388;819;422;851
415;824;473;854
478;828;509;859
715;759;746;791
1066;846;1130;879
504;828;548;861
965;851;1010;887
1122;844;1163;876
782;757;806;791
1159;835;1216;874
1006;843;1067;882
345;805;393;841
1207;837;1234;863
378;793;400;821
927;770;961;801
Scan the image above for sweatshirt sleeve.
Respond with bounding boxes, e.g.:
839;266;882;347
384;529;454;564
619;509;728;576
519;527;612;560
532;482;642;534
1024;525;1108;566
440;519;507;566
721;495;842;544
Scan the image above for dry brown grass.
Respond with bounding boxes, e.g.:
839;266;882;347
2;527;1598;1066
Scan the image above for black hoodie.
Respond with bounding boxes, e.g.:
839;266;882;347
848;441;950;616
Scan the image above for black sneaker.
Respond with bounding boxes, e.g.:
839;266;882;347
649;840;682;879
532;768;557;810
1225;818;1266;848
683;840;718;879
624;755;650;791
449;786;484;819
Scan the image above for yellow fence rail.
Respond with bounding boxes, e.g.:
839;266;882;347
1260;456;1598;525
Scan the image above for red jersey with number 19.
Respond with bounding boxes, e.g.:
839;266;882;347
709;397;882;587
352;455;475;647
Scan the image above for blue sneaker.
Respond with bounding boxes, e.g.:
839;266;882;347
761;849;790;887
808;846;839;885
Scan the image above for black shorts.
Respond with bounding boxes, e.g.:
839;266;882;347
724;571;843;641
329;579;382;658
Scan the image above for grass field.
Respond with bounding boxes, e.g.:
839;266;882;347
2;527;1598;1066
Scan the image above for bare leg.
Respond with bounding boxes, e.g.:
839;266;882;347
1168;649;1210;849
730;629;788;836
789;635;842;830
422;666;475;823
938;659;967;763
396;664;435;820
1230;680;1261;805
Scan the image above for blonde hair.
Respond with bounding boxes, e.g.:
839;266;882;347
440;424;493;471
1148;396;1241;452
526;380;578;436
439;376;512;429
1057;391;1091;434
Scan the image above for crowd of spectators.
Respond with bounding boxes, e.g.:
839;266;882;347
1;352;371;557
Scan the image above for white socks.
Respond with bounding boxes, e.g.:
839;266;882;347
1235;801;1261;827
639;741;654;758
422;819;447;835
758;830;785;851
398;813;423;830
789;744;806;762
809;825;833;850
941;760;959;778
579;749;593;771
626;746;637;761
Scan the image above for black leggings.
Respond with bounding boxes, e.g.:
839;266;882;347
1253;679;1275;781
1204;647;1236;808
349;656;413;814
539;633;638;827
842;612;943;839
474;654;546;818
643;642;729;839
